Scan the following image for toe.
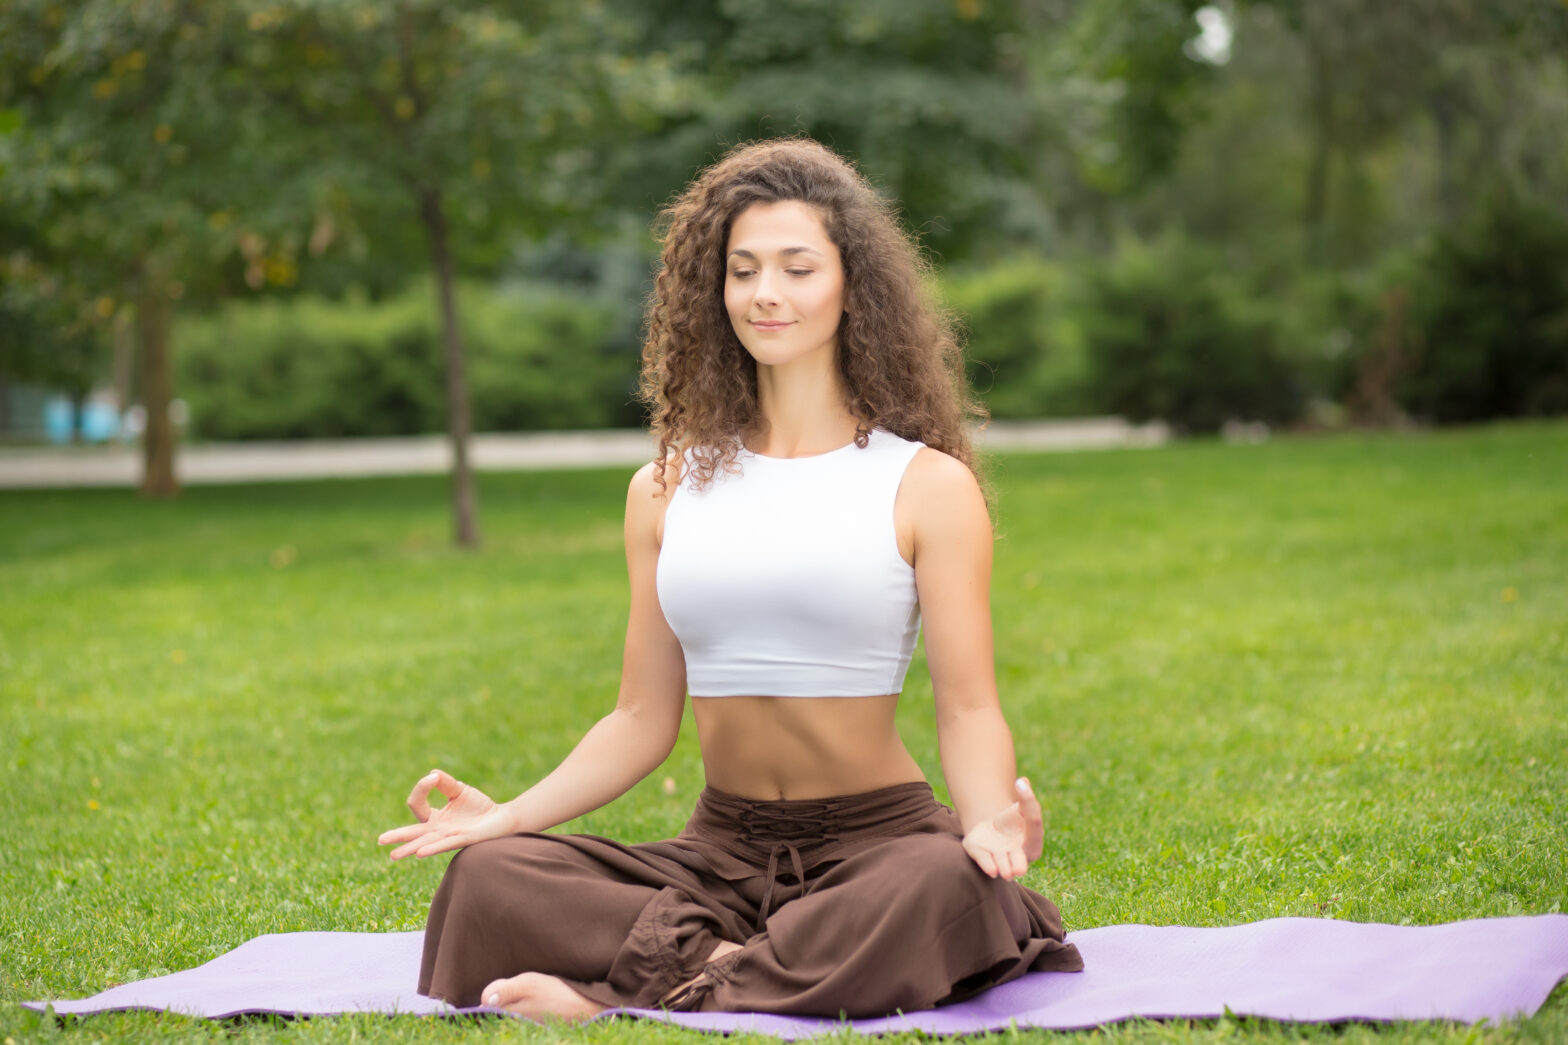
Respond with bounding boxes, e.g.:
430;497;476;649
480;975;518;1008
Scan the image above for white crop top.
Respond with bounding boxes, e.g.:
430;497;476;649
656;429;925;697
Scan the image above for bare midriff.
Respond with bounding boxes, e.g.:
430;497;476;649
691;694;927;800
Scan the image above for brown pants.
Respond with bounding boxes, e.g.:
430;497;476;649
419;782;1083;1017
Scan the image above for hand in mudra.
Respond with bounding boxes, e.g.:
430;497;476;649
378;769;513;860
961;778;1044;880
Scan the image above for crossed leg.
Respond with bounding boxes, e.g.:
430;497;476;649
479;971;606;1020
421;824;1067;1019
480;939;745;1020
420;833;751;1013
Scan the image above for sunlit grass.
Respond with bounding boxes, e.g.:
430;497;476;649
2;422;1565;1043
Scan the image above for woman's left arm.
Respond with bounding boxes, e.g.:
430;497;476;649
901;449;1043;880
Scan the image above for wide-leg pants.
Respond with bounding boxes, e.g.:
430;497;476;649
418;781;1084;1017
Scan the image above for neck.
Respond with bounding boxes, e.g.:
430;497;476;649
751;354;858;458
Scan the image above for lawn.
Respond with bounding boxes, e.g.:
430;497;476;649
1;421;1564;1044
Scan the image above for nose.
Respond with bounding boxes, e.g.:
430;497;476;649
752;268;782;308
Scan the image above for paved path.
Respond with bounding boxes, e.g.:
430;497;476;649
0;418;1168;490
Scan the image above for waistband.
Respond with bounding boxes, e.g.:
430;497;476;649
690;780;939;844
684;781;943;932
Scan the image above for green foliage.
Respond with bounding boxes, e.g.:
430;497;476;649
1057;0;1211;195
944;258;1094;419
6;0;1568;443
0;258;108;400
610;0;1056;263
1076;235;1305;432
2;425;1566;1043
228;0;656;281
0;1;308;296
175;282;640;440
1394;193;1568;423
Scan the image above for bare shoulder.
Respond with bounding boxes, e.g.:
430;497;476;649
896;447;990;564
627;452;683;501
901;447;986;514
626;454;683;546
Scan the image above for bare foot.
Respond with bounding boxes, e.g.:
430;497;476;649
481;971;607;1021
708;940;743;963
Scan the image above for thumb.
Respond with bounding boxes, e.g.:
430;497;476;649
992;799;1023;828
1016;777;1041;820
430;769;467;803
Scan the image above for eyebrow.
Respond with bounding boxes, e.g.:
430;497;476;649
727;246;825;260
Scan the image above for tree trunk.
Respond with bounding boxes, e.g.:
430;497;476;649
419;185;480;549
69;388;87;444
1303;27;1334;264
137;262;179;498
1430;89;1461;227
112;307;134;439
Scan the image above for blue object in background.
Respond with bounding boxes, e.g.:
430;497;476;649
81;401;121;442
43;397;75;444
43;396;124;444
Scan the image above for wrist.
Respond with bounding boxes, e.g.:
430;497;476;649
498;797;536;834
954;791;1013;833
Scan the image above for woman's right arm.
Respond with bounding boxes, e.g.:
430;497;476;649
378;461;688;859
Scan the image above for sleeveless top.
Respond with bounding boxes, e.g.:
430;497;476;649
656;429;926;697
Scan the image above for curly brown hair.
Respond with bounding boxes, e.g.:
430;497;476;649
639;137;986;491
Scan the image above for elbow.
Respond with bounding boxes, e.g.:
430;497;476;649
610;703;682;769
647;721;681;766
935;700;1013;744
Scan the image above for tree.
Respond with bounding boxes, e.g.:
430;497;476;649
229;0;648;547
0;212;109;438
3;1;651;535
1047;0;1211;196
1238;0;1568;260
605;0;1072;263
0;1;307;494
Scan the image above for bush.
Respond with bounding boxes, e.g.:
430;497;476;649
176;281;643;440
1395;193;1568;423
1075;234;1304;433
944;259;1095;419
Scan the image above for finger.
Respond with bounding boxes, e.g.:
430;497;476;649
407;768;468;819
1015;777;1042;823
991;800;1022;832
414;833;470;858
389;826;455;860
1016;768;1041;828
1016;776;1044;862
378;823;429;847
406;770;441;822
390;834;437;860
967;845;1000;878
1003;847;1027;880
430;768;467;803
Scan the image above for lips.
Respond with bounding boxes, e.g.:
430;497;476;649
751;320;792;331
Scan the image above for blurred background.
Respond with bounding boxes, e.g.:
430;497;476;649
3;0;1566;506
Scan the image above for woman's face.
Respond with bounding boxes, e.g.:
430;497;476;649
724;200;845;372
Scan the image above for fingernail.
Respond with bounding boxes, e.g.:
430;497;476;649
1016;777;1031;793
486;993;499;1006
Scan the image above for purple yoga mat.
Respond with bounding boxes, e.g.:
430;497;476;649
25;916;1568;1037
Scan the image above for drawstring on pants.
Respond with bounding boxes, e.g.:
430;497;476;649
736;801;840;931
757;842;807;931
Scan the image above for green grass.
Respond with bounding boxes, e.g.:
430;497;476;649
2;421;1565;1044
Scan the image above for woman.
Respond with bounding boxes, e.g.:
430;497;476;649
378;138;1083;1019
